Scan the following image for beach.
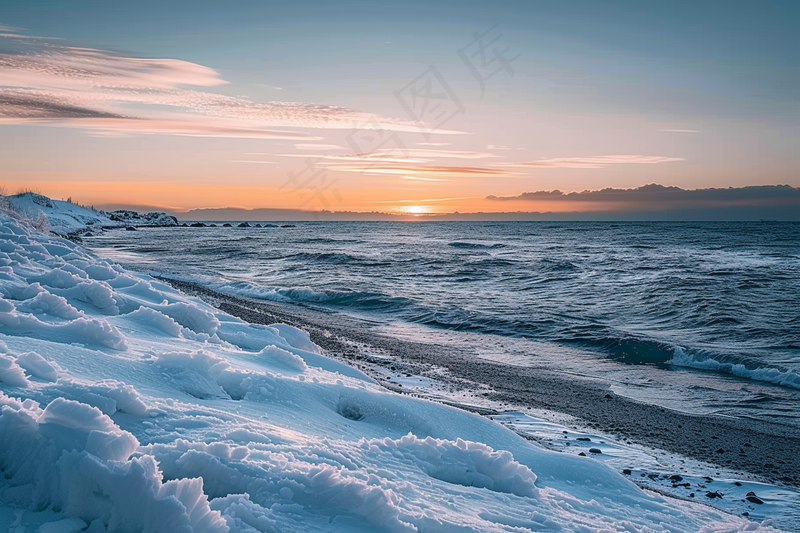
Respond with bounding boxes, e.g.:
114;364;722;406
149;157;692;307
165;277;800;490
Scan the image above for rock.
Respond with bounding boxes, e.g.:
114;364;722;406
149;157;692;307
715;448;725;453
578;452;587;457
588;448;602;454
622;469;632;475
604;394;614;399
705;491;723;499
669;474;683;482
742;512;749;517
689;493;695;498
125;226;137;231
577;437;591;442
190;222;206;227
281;224;296;228
238;222;251;228
745;491;764;504
107;209;177;226
223;223;232;227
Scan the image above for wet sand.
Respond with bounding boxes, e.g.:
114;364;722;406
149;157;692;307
164;278;800;489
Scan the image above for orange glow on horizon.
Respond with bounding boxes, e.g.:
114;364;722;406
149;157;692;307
1;176;673;216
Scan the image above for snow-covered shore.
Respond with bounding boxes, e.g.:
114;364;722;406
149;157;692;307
3;192;177;237
0;213;777;531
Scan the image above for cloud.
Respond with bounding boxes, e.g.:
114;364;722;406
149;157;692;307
293;143;345;150
0;115;322;139
660;129;700;133
0;30;434;139
276;148;500;169
417;142;452;146
392;148;499;159
337;164;516;177
497;155;685;169
486;184;800;211
374;196;478;204
400;176;449;182
277;153;425;164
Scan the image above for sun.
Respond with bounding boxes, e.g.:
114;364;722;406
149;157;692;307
403;205;428;215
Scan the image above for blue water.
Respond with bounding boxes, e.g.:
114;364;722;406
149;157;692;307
85;222;800;423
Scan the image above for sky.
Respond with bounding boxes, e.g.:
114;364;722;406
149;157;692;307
0;0;798;216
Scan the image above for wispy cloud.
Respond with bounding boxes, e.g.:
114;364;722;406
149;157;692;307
660;129;700;133
337;165;516;177
374;196;478;204
400;176;449;182
396;148;499;160
277;148;499;166
497;155;685;169
293;143;345;150
0;30;438;139
417;142;452;146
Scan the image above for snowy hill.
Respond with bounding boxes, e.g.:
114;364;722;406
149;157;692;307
0;214;773;532
4;193;177;236
5;192;116;236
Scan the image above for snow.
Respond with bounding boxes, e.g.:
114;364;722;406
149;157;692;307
0;212;776;532
4;192;177;237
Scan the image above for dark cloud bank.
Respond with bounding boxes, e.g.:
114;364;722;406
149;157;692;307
481;184;800;221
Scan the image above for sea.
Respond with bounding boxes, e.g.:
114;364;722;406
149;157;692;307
84;221;800;430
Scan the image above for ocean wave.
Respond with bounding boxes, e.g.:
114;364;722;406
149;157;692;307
670;347;800;391
191;278;415;312
281;251;390;266
587;337;677;365
447;242;506;249
275;287;412;310
537;259;580;272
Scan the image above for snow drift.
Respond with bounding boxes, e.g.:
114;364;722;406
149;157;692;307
0;213;773;532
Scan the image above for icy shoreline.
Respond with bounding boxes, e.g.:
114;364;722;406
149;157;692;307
0;214;782;531
159;277;800;529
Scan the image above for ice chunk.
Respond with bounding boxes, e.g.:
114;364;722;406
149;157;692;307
0;354;30;387
17;291;83;320
37;518;88;533
127;306;183;337
270;323;321;354
154;302;219;335
54;280;119;315
258;345;307;372
364;434;539;498
16;351;58;382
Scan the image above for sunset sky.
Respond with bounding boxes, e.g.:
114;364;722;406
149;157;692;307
1;1;798;215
